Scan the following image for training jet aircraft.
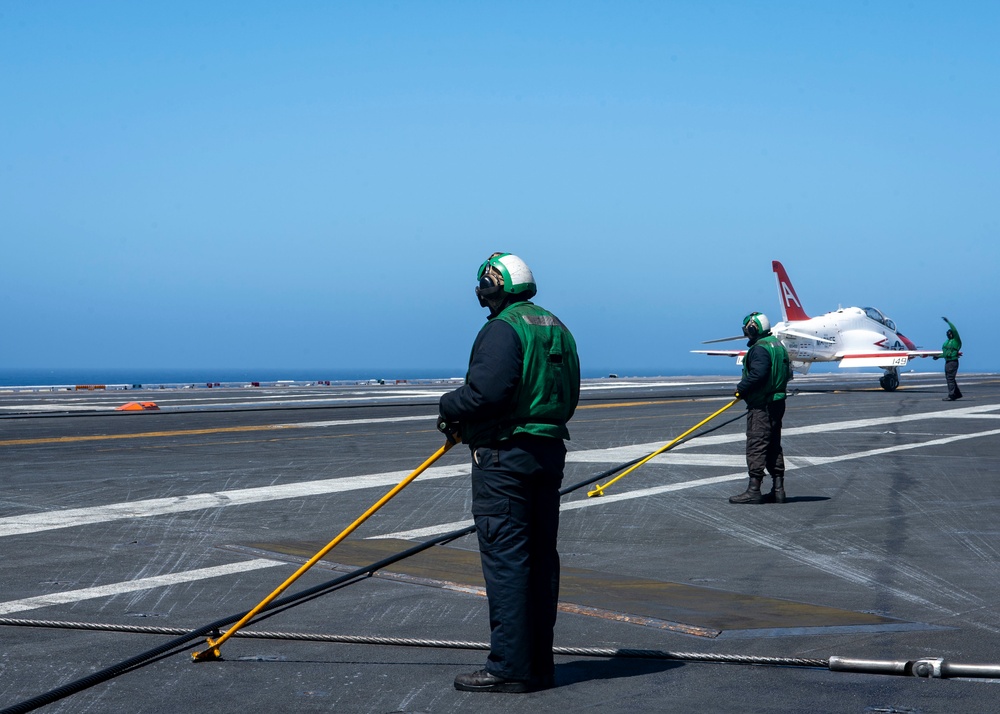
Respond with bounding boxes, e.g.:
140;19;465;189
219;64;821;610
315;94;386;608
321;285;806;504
693;260;940;391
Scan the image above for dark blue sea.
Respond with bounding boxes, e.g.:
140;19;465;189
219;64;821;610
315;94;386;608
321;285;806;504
0;366;702;388
0;367;467;388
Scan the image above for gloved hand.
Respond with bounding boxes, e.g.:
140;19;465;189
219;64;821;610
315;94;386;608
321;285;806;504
942;316;949;323
436;416;461;445
733;391;742;400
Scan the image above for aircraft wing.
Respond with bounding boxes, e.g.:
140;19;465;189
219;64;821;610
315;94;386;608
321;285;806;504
836;350;942;368
700;335;745;344
691;349;748;365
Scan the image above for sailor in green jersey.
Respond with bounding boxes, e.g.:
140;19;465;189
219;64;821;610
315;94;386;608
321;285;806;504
934;316;963;401
729;312;793;505
439;252;580;693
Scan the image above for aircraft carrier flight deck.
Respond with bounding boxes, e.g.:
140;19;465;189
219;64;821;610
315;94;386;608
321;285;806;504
3;371;1000;713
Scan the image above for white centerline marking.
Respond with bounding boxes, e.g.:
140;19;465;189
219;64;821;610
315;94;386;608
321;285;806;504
0;559;283;615
374;426;1000;540
4;403;998;539
273;415;432;429
568;402;1000;462
6;405;998;615
0;465;469;538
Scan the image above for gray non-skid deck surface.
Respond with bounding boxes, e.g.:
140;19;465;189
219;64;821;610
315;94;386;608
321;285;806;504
237;537;902;636
3;372;1000;713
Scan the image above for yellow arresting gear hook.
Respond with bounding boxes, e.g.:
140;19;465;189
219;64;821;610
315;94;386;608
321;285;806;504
587;399;738;498
192;437;460;662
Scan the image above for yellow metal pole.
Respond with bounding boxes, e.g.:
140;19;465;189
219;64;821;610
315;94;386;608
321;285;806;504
588;399;738;497
192;438;459;662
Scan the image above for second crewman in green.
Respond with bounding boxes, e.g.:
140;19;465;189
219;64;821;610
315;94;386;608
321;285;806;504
729;312;793;504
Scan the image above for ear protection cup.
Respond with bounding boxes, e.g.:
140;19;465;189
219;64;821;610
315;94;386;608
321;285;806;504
476;273;501;298
475;273;502;307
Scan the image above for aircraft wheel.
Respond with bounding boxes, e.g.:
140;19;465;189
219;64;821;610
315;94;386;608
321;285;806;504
880;373;899;391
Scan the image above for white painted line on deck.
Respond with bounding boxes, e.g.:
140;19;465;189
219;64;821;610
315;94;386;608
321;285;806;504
580;380;734;391
373;425;1000;540
569;452;747;467
567;401;1000;462
0;559;284;615
173;392;447;410
0;465;469;538
4;402;998;539
273;415;432;429
5;405;998;615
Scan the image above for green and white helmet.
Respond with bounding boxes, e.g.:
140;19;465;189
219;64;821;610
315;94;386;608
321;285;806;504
476;252;537;303
742;312;770;338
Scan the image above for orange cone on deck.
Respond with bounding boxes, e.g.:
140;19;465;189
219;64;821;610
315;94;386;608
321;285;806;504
116;402;160;411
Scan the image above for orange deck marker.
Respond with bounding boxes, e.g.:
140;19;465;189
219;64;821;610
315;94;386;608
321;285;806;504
116;402;160;411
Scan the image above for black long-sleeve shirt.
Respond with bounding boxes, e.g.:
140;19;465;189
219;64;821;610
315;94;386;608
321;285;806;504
736;339;771;402
439;318;523;424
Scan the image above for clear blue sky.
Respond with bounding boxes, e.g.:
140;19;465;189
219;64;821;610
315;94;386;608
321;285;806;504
2;2;997;377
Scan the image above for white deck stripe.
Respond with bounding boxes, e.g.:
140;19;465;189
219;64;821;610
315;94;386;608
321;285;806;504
0;465;469;538
8;426;995;615
568;401;1000;462
373;426;1000;540
6;408;998;615
273;415;431;429
0;559;283;615
3;403;998;540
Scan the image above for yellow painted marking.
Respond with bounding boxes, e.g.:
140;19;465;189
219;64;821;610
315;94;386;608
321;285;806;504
0;424;281;447
578;397;728;410
0;398;727;447
95;431;411;452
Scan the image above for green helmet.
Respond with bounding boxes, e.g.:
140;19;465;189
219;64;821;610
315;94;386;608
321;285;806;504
475;252;537;304
742;312;770;339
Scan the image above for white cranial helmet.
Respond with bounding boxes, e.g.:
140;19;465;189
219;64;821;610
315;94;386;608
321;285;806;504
742;312;770;338
475;252;537;304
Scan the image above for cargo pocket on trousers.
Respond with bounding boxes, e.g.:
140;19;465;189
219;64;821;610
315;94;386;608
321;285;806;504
471;496;511;550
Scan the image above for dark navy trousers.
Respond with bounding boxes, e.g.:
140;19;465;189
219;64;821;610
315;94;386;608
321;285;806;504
746;399;786;480
945;360;962;400
470;436;565;682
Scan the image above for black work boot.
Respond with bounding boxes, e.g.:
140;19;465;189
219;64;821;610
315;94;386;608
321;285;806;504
454;669;529;693
763;476;786;504
729;477;763;504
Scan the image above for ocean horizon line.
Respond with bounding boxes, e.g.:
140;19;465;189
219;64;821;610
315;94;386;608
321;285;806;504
0;362;958;389
0;366;735;388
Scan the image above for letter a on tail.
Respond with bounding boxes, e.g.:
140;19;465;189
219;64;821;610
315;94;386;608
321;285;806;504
772;260;809;322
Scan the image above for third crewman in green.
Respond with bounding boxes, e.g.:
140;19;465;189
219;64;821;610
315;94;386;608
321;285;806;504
934;317;963;401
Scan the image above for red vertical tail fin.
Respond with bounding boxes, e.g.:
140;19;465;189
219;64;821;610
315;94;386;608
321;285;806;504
772;261;810;322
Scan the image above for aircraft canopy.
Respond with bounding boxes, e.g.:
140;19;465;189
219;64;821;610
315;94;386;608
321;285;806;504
863;307;896;332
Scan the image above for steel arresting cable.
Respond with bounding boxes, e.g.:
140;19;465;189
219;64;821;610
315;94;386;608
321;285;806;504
5;616;1000;680
0;528;474;714
0;409;749;714
0;615;829;668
